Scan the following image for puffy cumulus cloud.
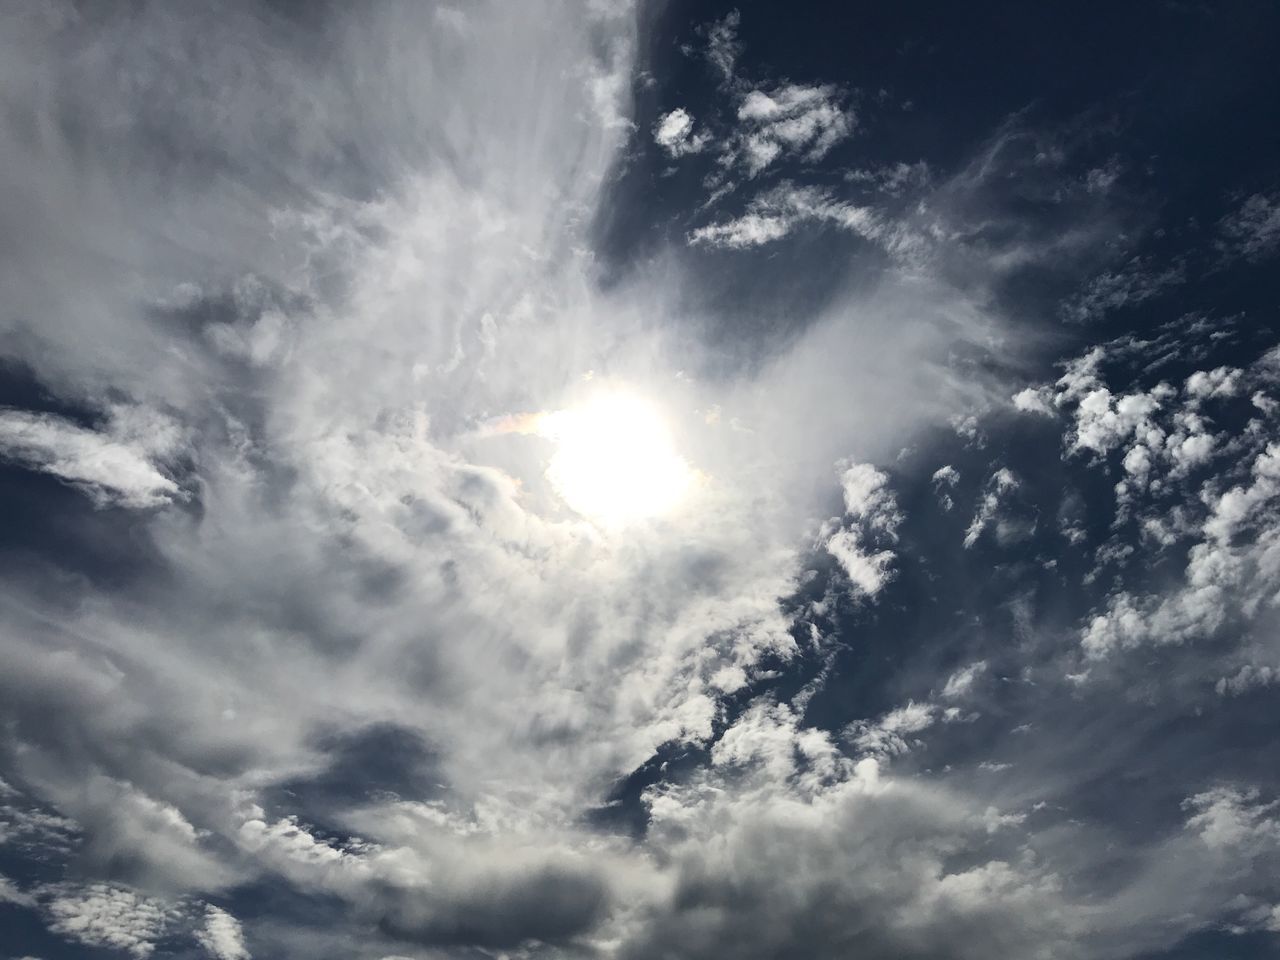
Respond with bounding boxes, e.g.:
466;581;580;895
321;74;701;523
1008;334;1280;667
824;462;903;598
653;108;709;158
1185;366;1243;405
43;883;173;959
838;462;904;532
620;707;1280;960
1216;191;1280;263
1183;786;1280;853
733;83;853;175
1216;663;1278;696
1081;441;1280;658
846;700;937;758
619;698;1258;960
0;406;186;508
1012;386;1056;416
230;799;639;952
196;906;251;960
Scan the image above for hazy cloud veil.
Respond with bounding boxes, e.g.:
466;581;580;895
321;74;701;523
1;2;1279;959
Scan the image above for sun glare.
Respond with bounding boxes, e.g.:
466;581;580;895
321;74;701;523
538;391;694;527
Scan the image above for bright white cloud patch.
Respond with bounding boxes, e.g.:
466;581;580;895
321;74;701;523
196;905;251;960
734;84;853;175
0;407;185;508
653;108;709;157
825;462;902;597
44;884;170;959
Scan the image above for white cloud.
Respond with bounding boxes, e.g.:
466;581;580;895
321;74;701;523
689;211;795;248
847;701;936;758
732;84;853;175
690;183;879;248
653;108;709;157
824;462;903;598
931;464;960;511
1003;337;1280;662
1012;386;1055;416
1082;441;1280;658
943;661;987;699
1185;366;1241;403
1216;664;1277;696
5;5;1269;958
964;467;1020;548
44;884;171;959
196;905;251;960
1183;786;1280;851
0;406;185;508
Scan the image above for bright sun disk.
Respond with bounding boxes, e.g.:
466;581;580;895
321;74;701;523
538;391;694;527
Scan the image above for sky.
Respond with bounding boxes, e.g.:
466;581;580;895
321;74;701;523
1;2;1279;958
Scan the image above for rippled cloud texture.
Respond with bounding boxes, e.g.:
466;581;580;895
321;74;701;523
1;2;1279;958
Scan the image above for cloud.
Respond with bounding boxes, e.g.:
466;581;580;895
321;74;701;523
1006;334;1280;664
196;906;251;960
845;161;933;197
733;84;853;175
0;11;1025;949
43;884;171;959
689;182;881;248
931;464;960;511
704;9;741;82
1216;192;1280;263
943;661;988;699
0;406;186;508
847;700;936;758
627;703;1111;960
963;468;1022;548
0;872;36;908
4;4;1276;959
1183;786;1280;851
1081;440;1280;657
1058;257;1185;324
1012;386;1056;416
1215;664;1277;696
824;463;903;598
664;16;855;185
653;108;709;157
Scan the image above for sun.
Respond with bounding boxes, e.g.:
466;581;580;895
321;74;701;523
537;391;695;527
